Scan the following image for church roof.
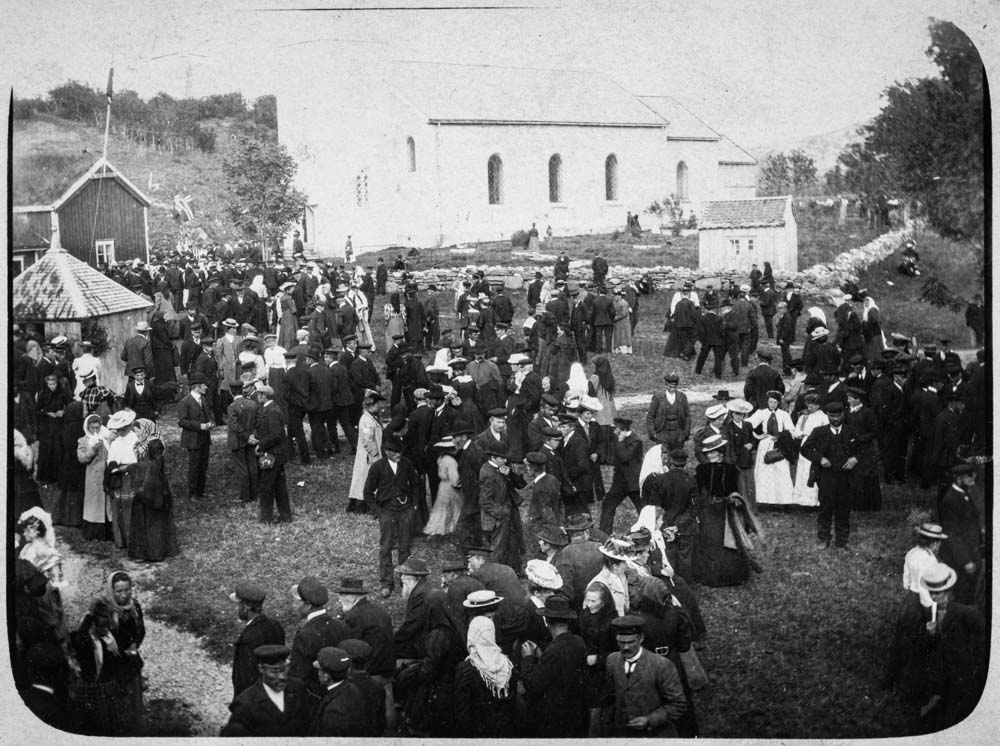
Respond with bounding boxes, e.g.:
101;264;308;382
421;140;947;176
12;247;152;321
699;197;790;230
717;135;757;165
636;96;721;140
389;61;666;127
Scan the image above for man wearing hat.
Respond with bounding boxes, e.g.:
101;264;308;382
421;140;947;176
645;372;691;450
254;385;293;523
743;351;784;411
868;360;905;484
229;582;286;697
800;401;859;549
506;353;542;461
466;546;524;604
519;594;588;738
669;284;699;360
339;638;388;736
844;386;881;511
178;372;214;499
937;464;983;606
535;524;570;564
364;436;420;596
220;644;311;737
121;320;155;380
694;298;726;378
524;451;564;554
929;390;968;499
479;440;527;570
643;449;699;578
308;647;370;736
289;577;351;701
908;373;944;487
553;514;605;605
393;558;435;665
599;417;643;535
304;345;335;458
441;555;486;609
527;393;560;451
526;271;545;311
804;327;839;376
215;319;244;415
348;340;381;426
605;615;689;737
226;380;261;504
335;578;396;686
452;425;488;554
122;366;158;422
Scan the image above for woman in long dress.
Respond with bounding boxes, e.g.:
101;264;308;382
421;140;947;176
384;293;407;352
424;438;463;539
149;309;177;385
129;438;180;562
748;391;796;506
692;436;751;587
792;392;827;507
453;616;518;738
724;399;758;508
105;410;139;549
348;283;375;348
35;374;69;484
347;392;384;514
104;571;146;731
862;295;885;362
79;414;113;541
611;290;632;353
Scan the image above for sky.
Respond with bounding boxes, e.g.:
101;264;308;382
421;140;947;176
3;0;997;149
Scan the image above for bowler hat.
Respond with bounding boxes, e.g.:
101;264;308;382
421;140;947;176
536;594;577;620
383;435;403;452
712;390;732;402
293;576;329;606
464;545;494;558
441;556;468;573
463;589;503;610
537;524;570;547
488;407;508;418
451;422;475;436
230;581;266;604
613;417;633;429
395;558;430;576
313;647;351;673
254;644;291;665
565;513;594;532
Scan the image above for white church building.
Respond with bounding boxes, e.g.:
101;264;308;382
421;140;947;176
278;60;757;255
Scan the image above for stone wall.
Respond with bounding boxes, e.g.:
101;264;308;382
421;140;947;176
398;220;920;298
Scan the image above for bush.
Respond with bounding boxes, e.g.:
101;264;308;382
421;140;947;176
510;229;529;247
193;125;216;153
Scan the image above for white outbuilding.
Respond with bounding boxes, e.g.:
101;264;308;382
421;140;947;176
697;196;798;273
278;60;757;255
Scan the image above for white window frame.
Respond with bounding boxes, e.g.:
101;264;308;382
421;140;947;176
11;254;26;276
95;239;115;266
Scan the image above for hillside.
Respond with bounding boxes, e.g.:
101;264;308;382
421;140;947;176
748;121;866;176
12;114;239;252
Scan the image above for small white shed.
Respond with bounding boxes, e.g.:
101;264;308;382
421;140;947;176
697;196;797;273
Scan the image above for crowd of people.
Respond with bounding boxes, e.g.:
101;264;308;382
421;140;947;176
10;243;988;736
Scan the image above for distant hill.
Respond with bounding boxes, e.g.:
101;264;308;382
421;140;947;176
748;122;868;177
12;113;243;252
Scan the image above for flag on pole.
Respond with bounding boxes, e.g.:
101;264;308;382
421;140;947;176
106;68;114;105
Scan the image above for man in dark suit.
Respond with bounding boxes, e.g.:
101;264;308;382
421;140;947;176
800;401;859;548
393;559;434;660
178;301;210;342
775;301;795;375
227;381;260;504
454;426;487;554
122;366;158;421
305;346;334;458
254;385;292;523
518;595;588;738
228;582;285;698
524;451;564;553
554;513;607;605
308;647;370;736
558;413;594;515
506;354;542;461
289;577;351;702
591;285;615;353
929;392;967;500
694;301;726;378
339;638;387;736
645;373;691;449
569;288;591;364
178;372;214;499
937;464;984;605
220;643;314;738
783;281;803;319
180;323;206;377
599;417;644;535
605;616;689;737
338;578;395;682
375;258;388;295
526;272;544;311
743;352;785;411
441;555;486;610
326;351;357;454
643;449;699;578
364;437;420;596
282;352;311;464
671;285;699;360
348;343;380;426
759;282;778;339
121;321;155;379
466;546;524;605
526;393;560;452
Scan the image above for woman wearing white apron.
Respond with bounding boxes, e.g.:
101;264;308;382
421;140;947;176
792;392;827;507
748;390;796;506
347;391;384;514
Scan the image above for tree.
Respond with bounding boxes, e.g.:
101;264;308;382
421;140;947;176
788;149;818;193
251;95;278;131
48;81;102;123
757;153;791;196
836;141;895;227
222;137;308;259
823;163;845;195
847;20;984;248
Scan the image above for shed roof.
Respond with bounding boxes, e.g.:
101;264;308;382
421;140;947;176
388;61;666;127
699;197;790;230
636;96;720;140
12;247;152;321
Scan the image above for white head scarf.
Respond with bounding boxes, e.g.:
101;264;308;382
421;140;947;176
631;505;674;575
862;296;880;322
638;444;668;495
807;306;827;325
466;616;513;698
566;363;588;398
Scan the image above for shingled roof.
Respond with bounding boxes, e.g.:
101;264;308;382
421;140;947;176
699;197;790;230
12;247;151;321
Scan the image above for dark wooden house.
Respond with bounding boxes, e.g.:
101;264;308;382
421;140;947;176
12;157;150;276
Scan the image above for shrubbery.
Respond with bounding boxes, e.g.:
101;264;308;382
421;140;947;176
510;229;529;247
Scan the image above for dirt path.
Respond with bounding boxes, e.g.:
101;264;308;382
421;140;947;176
59;543;232;736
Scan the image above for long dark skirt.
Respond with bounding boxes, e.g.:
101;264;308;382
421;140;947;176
663;329;685;358
692;501;750;587
36;423;64;484
129;501;180;561
850;470;882;511
152;346;177;384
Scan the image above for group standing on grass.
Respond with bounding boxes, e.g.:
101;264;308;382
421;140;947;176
10;240;987;736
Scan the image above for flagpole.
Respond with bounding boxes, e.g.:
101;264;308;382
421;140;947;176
102;66;113;161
